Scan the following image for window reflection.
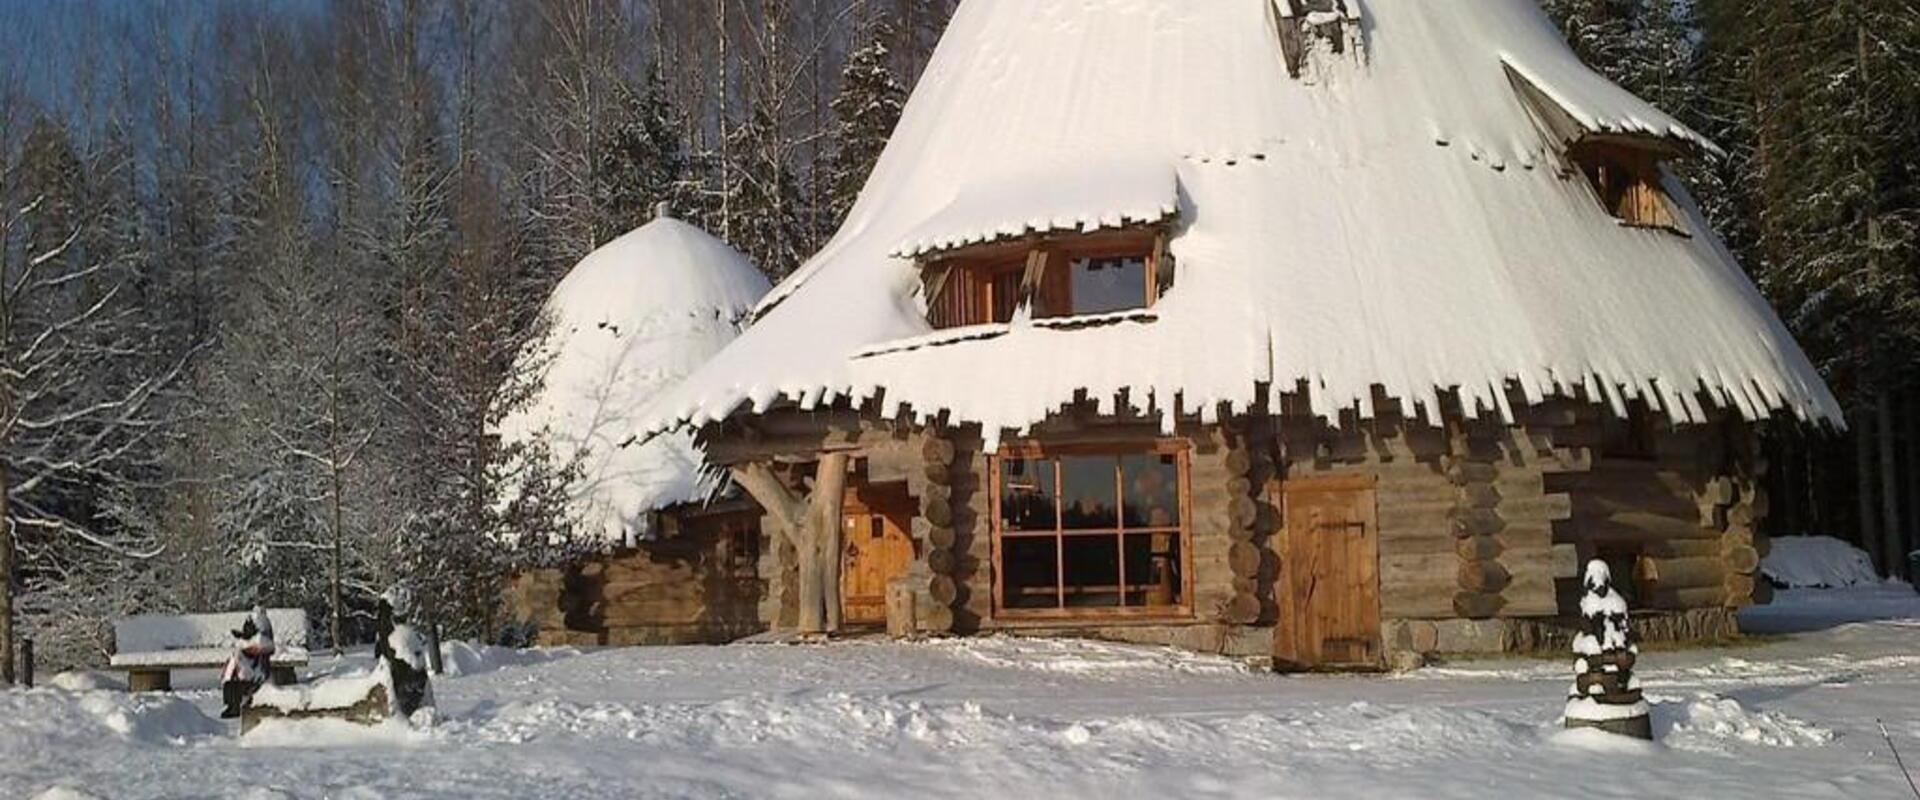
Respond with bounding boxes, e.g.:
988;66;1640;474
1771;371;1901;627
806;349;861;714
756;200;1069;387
1068;256;1148;315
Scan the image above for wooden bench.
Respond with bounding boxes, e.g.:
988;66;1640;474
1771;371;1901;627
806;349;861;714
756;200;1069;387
109;609;311;692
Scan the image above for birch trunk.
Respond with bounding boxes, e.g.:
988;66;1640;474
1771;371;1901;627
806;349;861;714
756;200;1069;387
1;466;13;686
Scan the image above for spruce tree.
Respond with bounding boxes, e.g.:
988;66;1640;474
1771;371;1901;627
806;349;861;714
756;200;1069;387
827;14;907;230
596;62;693;242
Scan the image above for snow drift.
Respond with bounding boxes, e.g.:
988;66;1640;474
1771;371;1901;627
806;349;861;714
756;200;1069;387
635;0;1840;449
1760;536;1883;589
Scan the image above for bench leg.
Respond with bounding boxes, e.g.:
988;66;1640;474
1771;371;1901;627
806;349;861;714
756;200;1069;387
271;665;298;686
128;669;172;693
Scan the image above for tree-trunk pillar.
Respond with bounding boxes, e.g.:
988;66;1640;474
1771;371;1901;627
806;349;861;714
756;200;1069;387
810;453;849;634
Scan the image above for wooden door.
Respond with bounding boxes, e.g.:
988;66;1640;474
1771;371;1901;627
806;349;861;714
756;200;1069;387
1275;475;1382;670
841;482;917;625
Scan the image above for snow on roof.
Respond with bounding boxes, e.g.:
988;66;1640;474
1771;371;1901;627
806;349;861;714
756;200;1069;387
890;160;1178;259
637;0;1841;450
499;214;770;543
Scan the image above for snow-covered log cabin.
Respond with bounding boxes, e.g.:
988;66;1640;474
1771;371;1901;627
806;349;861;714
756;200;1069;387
631;0;1843;668
502;211;771;646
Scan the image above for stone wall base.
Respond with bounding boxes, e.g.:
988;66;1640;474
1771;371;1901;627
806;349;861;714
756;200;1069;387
1384;608;1741;659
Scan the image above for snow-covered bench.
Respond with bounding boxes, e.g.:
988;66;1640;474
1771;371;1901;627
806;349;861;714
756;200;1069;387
110;609;310;692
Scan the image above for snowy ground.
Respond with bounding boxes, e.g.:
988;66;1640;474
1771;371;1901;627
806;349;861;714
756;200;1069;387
6;585;1920;799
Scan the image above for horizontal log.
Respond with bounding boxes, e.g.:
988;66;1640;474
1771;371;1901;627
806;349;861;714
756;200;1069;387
1454;591;1506;619
924;500;953;527
1643;538;1722;559
928;575;959;606
1225;448;1253;477
1499;493;1574;523
923;437;956;466
1380;583;1456;619
921;604;955;632
1557;511;1719;542
1724;573;1756;606
1229;496;1258;530
1722;544;1761;575
1227;475;1253;498
1229;542;1263;578
1634;556;1727;589
1447;461;1499;486
1458;559;1511;594
1645;585;1725;610
1457;535;1504;562
927;548;957;576
1458;483;1501;509
1224;592;1261;624
1699;476;1736;507
924;461;951;486
1451;507;1507;539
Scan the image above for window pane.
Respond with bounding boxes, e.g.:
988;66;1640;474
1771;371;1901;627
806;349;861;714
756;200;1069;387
1062;534;1120;608
1124;532;1182;608
1058;456;1119;530
1121;453;1181;528
999;458;1057;531
1069;256;1148;315
1003;537;1059;609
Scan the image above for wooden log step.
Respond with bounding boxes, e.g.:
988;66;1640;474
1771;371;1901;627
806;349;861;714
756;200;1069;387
1458;559;1512;594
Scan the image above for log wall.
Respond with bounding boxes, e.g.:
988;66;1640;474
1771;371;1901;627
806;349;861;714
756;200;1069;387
505;505;765;647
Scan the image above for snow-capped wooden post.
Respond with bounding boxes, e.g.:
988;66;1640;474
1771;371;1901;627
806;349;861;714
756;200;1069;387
1565;560;1652;740
731;454;850;635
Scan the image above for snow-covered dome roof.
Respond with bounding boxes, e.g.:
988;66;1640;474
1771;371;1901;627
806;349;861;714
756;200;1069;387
637;0;1841;449
501;213;770;543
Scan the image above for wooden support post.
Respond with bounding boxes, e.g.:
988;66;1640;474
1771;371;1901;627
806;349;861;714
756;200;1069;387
19;638;30;688
732;455;849;635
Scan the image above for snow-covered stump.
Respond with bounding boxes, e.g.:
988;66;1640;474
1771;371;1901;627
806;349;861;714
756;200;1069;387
1564;560;1652;740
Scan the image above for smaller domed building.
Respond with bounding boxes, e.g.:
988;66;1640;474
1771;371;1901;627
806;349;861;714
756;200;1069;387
501;210;771;646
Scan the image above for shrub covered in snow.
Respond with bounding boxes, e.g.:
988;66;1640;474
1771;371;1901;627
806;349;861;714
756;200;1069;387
1564;560;1651;739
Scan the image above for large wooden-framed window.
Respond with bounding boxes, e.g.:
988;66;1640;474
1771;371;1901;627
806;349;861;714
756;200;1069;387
1568;140;1681;232
925;230;1167;330
990;440;1193;619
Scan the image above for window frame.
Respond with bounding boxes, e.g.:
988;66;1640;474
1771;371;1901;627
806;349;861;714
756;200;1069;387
924;228;1168;330
988;439;1196;623
1566;139;1687;235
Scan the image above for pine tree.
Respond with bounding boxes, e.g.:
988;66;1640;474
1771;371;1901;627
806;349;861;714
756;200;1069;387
596;62;693;241
826;14;907;230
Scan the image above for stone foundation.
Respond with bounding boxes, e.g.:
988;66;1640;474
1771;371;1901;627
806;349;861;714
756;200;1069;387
1384;607;1741;659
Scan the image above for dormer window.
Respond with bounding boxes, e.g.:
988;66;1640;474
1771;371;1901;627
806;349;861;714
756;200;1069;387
925;230;1167;330
1568;140;1680;231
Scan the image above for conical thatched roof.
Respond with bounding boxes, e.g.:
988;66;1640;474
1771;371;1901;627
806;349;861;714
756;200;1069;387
641;0;1839;448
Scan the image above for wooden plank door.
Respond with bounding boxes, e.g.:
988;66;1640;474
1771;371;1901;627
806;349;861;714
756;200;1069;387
1275;475;1382;670
841;482;917;626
